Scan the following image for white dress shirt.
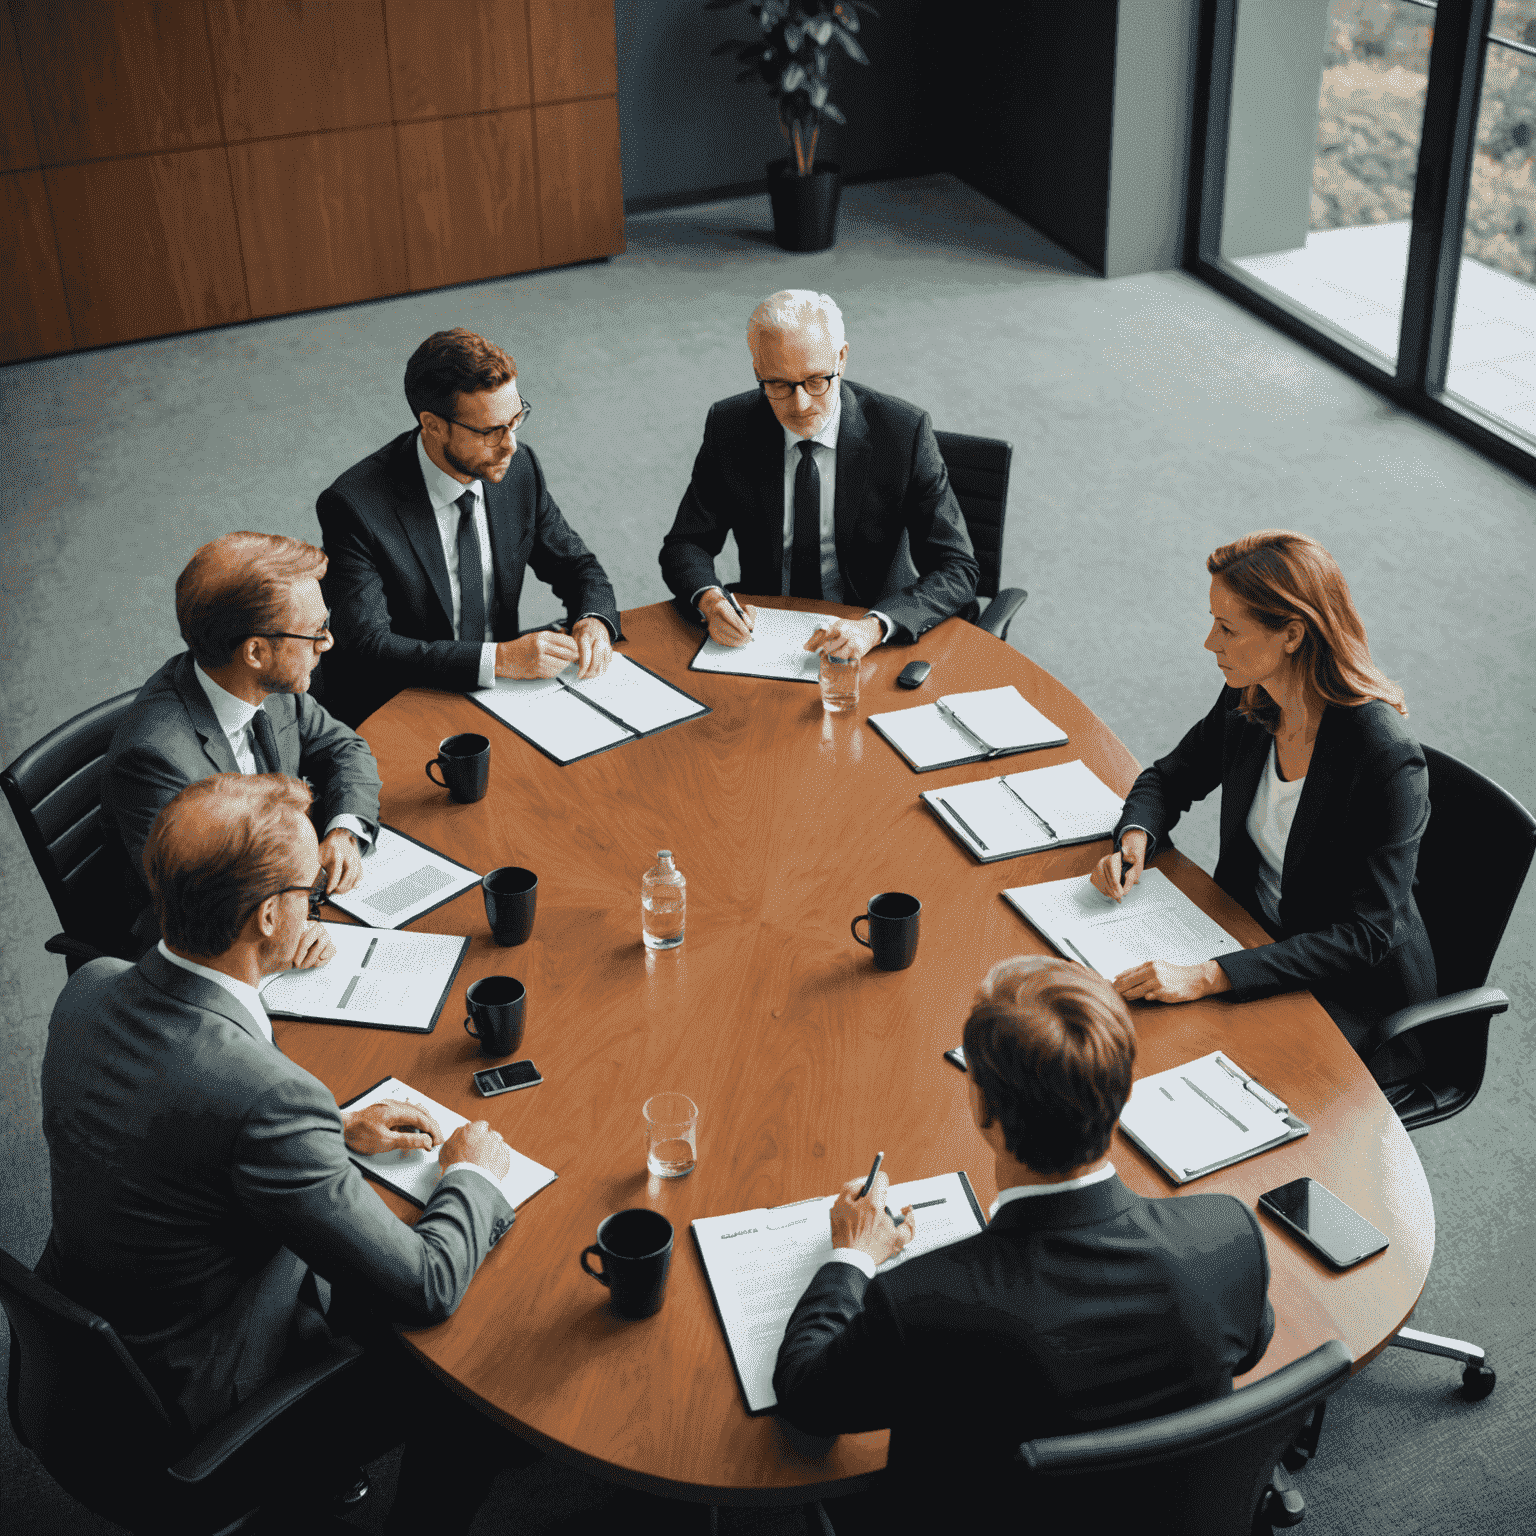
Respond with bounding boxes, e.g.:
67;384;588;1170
827;1161;1119;1279
192;664;371;849
158;940;273;1044
1246;741;1305;927
417;434;499;690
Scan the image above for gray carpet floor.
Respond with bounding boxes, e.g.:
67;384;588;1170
2;174;1533;1533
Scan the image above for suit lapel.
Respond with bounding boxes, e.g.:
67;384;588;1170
831;384;870;601
390;432;456;630
755;397;788;594
1279;705;1339;888
1222;719;1271;856
485;464;520;622
173;654;240;774
138;948;272;1050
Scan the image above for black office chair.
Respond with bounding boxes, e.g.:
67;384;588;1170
1;1243;366;1534
1015;1339;1353;1535
1;690;144;973
1357;744;1535;1400
933;429;1028;642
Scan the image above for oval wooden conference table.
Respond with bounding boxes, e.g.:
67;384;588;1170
279;597;1434;1506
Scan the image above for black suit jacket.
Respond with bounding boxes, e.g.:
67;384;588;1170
1114;688;1436;1032
316;430;621;726
773;1177;1272;1490
659;381;980;642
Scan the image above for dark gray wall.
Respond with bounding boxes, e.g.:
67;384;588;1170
615;0;937;210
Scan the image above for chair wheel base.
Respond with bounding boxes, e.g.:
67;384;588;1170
1461;1361;1496;1400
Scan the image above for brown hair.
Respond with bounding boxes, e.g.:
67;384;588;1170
962;956;1136;1175
176;532;327;669
144;774;314;957
1207;530;1406;731
404;328;517;423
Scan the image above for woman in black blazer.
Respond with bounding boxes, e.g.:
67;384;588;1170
1091;530;1435;1084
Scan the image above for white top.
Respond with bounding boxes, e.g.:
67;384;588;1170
192;663;370;848
416;434;498;689
157;940;272;1045
1246;741;1306;926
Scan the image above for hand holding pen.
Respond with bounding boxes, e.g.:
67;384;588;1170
829;1152;916;1266
701;587;756;647
1090;829;1147;904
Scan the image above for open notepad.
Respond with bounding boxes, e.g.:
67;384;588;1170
692;1171;985;1414
869;686;1068;771
338;1076;558;1209
923;760;1125;863
1003;869;1243;978
1118;1052;1309;1183
689;607;833;682
470;653;708;765
324;827;480;929
259;922;468;1032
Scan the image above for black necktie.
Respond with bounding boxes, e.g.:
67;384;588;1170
791;440;822;599
456;488;486;642
249;706;279;774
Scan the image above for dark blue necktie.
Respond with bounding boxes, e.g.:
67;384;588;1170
791;440;822;599
456;488;486;642
249;706;279;774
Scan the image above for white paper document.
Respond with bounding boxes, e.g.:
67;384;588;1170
1002;868;1243;978
343;1076;557;1209
869;685;1068;771
259;922;467;1031
690;607;834;681
1119;1051;1300;1182
924;760;1124;862
325;827;480;929
692;1170;984;1413
563;654;707;733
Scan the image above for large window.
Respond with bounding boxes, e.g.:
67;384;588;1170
1191;0;1536;479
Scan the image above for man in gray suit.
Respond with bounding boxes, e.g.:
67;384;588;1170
104;530;382;959
39;772;530;1531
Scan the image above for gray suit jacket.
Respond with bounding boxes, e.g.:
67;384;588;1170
38;949;513;1438
102;651;382;896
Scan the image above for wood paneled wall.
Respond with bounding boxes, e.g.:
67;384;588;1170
1;0;624;363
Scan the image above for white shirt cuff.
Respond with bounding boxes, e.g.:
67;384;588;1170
827;1248;878;1279
442;1161;507;1197
865;611;893;644
324;815;373;850
477;643;498;690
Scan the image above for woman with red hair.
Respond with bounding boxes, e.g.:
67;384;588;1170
1089;530;1434;1084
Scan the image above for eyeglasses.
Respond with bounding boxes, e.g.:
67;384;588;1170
757;373;839;402
241;869;329;929
446;399;533;441
247;612;332;646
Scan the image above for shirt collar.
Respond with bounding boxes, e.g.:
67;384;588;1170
416;431;481;514
781;384;842;454
193;660;260;735
988;1161;1116;1219
156;940;273;1045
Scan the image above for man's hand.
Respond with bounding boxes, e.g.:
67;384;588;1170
317;827;362;897
495;630;580;680
805;616;881;662
572;616;613;679
1090;829;1148;904
439;1120;512;1182
290;921;335;971
699;588;757;648
1112;959;1232;1004
341;1099;443;1155
828;1171;916;1266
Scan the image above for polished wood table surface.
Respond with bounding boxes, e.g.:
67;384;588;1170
278;598;1434;1504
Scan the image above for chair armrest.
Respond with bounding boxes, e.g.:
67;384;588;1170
1359;986;1510;1061
975;588;1027;643
167;1338;365;1484
43;934;108;971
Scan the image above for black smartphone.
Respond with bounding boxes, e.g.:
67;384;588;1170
943;1047;967;1072
1258;1177;1388;1269
473;1060;542;1097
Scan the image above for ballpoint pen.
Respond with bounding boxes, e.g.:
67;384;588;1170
721;589;754;632
856;1150;906;1228
936;698;997;757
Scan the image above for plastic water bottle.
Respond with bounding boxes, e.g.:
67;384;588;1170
642;850;686;950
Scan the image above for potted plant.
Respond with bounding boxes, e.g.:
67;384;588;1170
708;1;877;252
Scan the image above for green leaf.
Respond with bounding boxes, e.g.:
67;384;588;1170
809;78;828;108
781;62;806;91
821;101;846;124
832;26;868;63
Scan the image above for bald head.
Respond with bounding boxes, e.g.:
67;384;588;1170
144;774;316;957
176;532;327;670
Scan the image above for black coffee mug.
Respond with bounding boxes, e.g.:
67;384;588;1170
484;867;538;946
464;975;525;1057
851;892;921;971
426;733;490;804
580;1209;674;1320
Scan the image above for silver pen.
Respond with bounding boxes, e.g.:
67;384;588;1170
936;699;997;758
998;776;1056;839
1213;1052;1288;1116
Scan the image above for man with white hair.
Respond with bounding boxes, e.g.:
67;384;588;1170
659;290;979;659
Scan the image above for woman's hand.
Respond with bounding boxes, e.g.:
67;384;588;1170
1090;830;1148;903
1112;959;1232;1004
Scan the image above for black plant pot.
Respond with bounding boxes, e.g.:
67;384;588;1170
766;159;842;253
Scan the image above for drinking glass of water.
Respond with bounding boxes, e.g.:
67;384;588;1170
644;1092;698;1178
819;652;859;713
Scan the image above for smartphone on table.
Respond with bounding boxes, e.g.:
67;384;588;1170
473;1061;542;1097
1258;1177;1388;1269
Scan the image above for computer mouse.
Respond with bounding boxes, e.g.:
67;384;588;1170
897;661;931;689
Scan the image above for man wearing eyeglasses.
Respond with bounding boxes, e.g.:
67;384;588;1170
316;328;621;728
660;290;979;660
102;531;382;965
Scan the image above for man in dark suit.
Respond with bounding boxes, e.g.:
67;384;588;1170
40;772;532;1532
660;289;979;662
773;956;1274;1524
103;531;381;959
317;327;621;727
